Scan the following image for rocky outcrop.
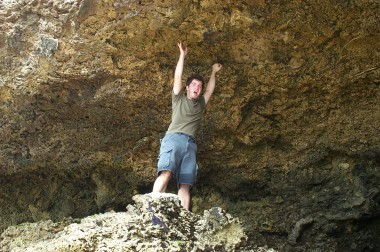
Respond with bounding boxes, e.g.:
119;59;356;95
0;0;379;251
0;194;257;251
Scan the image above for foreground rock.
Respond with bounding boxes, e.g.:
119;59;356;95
0;193;274;251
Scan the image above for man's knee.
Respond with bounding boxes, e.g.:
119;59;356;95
159;170;172;180
179;184;190;191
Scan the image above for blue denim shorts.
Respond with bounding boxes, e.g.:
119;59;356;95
157;132;198;188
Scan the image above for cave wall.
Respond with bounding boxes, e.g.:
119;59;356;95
0;0;379;250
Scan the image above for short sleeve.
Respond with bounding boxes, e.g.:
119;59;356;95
199;95;206;109
172;90;182;106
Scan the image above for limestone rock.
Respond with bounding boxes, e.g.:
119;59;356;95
0;194;267;251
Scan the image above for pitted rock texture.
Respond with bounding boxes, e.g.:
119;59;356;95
0;194;255;251
0;0;379;251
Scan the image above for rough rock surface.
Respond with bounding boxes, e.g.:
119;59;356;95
0;193;257;251
0;0;379;251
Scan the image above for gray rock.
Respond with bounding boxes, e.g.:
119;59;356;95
38;35;58;57
0;193;264;251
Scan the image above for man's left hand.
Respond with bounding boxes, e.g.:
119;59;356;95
212;63;222;72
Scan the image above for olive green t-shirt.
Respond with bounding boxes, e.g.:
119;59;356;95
166;91;206;138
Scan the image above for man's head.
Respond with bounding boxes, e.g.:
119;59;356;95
186;75;204;88
186;75;204;100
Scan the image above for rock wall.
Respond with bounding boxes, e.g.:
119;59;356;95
0;0;379;250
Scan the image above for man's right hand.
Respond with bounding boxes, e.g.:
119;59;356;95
178;42;188;56
174;42;187;94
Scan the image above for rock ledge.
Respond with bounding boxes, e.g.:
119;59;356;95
0;193;276;251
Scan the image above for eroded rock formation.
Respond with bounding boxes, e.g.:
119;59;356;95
0;193;253;251
0;0;379;251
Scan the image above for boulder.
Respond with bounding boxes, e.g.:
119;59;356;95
0;193;266;251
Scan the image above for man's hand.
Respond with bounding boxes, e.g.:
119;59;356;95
212;63;222;73
178;42;188;56
173;42;187;95
204;63;222;104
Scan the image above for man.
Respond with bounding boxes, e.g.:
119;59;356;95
152;42;222;210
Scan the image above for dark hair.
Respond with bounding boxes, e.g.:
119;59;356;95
186;75;205;87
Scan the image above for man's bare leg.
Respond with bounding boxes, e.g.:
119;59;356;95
178;184;191;210
152;171;172;192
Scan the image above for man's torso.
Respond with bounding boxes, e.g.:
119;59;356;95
166;91;206;138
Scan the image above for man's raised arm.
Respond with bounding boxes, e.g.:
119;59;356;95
173;42;187;95
203;63;222;104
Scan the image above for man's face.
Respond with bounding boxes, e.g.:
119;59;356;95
186;79;203;100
